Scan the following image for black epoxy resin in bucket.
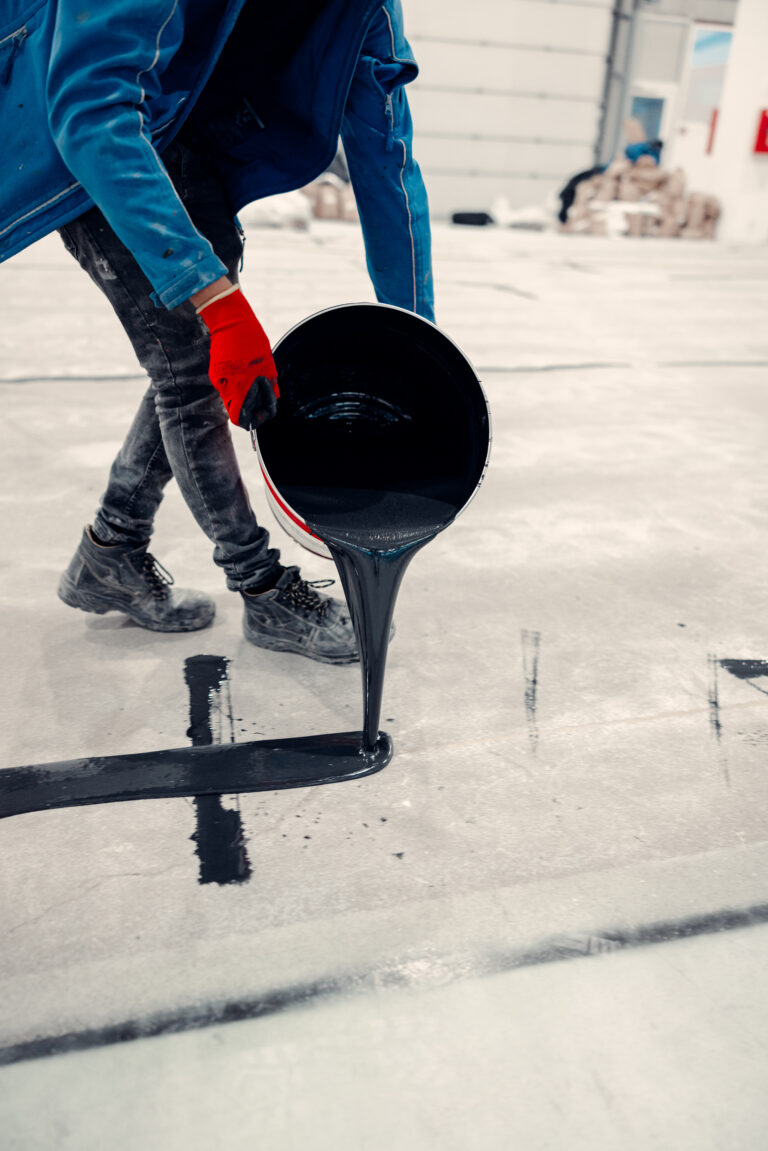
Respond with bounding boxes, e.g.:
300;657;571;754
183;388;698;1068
256;304;491;758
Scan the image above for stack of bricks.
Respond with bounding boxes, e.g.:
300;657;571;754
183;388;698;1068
561;157;721;239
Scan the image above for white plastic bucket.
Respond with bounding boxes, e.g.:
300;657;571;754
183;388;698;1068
255;302;490;556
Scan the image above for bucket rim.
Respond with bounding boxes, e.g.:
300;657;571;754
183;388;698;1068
257;301;493;546
273;300;477;380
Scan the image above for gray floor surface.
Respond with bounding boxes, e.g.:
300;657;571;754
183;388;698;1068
1;220;767;1148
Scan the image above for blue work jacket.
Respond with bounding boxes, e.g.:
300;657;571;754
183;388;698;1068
0;0;433;318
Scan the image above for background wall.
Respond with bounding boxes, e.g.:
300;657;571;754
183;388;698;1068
706;0;768;242
404;0;751;225
404;0;615;217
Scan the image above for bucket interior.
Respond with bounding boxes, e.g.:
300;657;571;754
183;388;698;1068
258;304;490;550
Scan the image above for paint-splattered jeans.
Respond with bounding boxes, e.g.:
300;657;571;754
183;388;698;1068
57;140;281;592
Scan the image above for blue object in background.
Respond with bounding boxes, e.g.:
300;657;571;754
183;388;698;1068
624;139;663;165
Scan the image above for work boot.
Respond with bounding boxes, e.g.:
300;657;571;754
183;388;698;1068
242;566;359;665
58;526;215;632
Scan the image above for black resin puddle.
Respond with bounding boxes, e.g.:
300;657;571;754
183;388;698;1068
184;655;252;886
0;732;392;819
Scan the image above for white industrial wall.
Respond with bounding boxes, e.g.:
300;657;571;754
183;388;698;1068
708;0;768;242
404;0;615;217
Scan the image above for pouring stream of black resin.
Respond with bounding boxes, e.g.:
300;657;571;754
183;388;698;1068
258;303;491;757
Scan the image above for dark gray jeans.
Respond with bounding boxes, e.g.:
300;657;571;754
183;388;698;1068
58;140;280;591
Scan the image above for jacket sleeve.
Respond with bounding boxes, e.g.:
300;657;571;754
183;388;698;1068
340;0;434;322
45;0;227;308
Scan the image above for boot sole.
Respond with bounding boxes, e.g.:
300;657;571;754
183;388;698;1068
243;627;360;665
58;581;215;634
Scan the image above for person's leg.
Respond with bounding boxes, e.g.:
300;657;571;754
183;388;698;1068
91;387;173;548
57;142;360;660
58;142;280;592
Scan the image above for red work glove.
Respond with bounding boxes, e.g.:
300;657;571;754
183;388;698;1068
198;287;280;430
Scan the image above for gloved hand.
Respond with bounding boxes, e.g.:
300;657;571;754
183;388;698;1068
197;286;279;430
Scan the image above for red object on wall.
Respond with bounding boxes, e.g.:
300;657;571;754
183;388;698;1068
754;110;768;154
706;108;718;154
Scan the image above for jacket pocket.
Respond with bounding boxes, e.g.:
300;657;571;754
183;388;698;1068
359;0;418;93
345;2;418;146
346;52;417;151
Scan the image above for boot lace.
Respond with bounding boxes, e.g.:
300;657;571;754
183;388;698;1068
142;553;174;600
278;576;334;618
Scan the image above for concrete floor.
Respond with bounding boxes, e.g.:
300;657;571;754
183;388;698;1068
1;219;767;1148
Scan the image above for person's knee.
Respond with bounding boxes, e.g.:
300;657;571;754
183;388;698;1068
153;380;226;423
